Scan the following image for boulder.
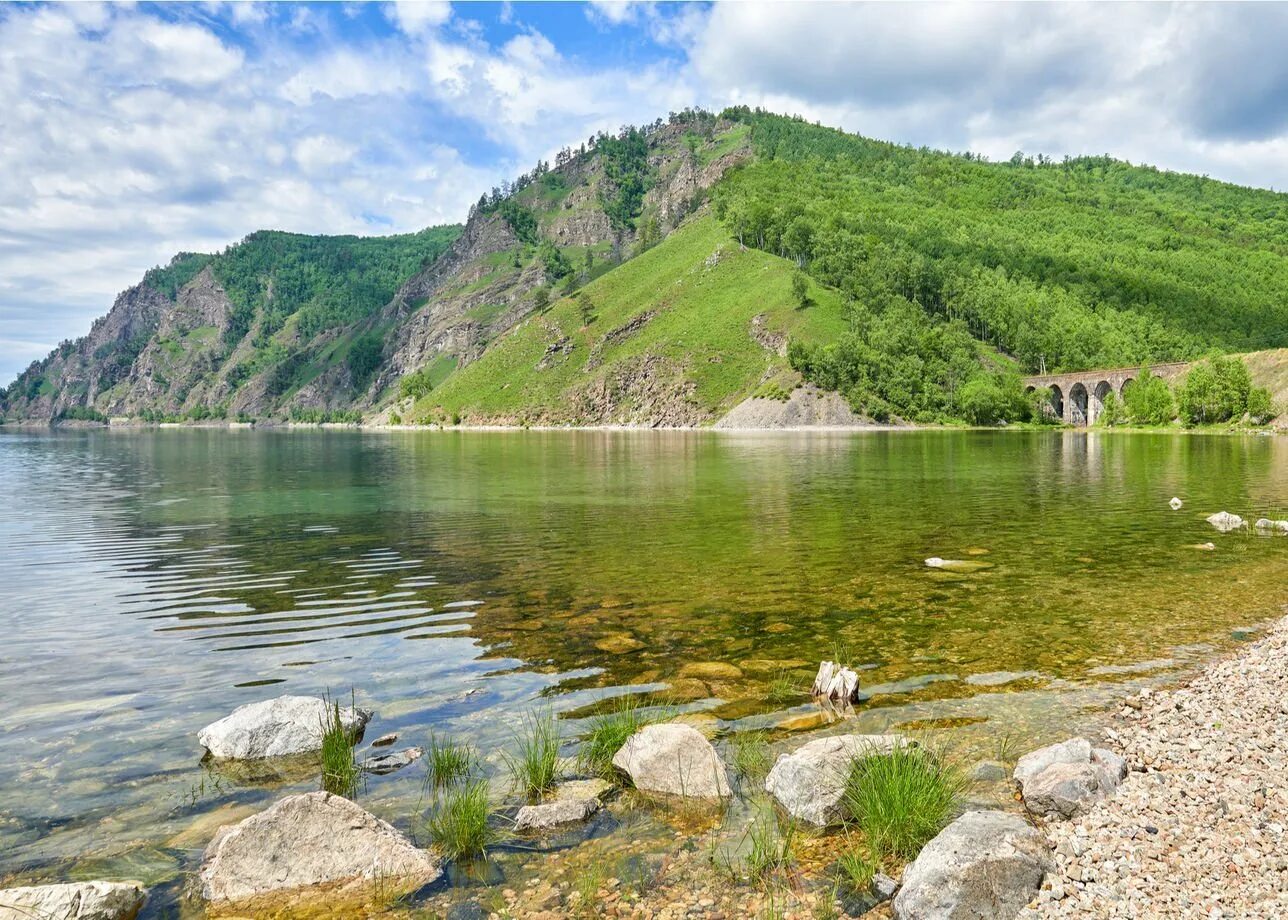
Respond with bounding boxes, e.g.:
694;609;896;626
765;734;906;826
198;695;371;760
892;811;1052;919
1206;511;1247;533
1013;738;1127;819
514;796;599;831
1012;737;1090;786
0;881;146;920
611;723;731;798
199;792;440;904
359;746;423;775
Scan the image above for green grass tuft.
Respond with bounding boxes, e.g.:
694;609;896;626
730;731;772;783
505;710;561;801
766;670;801;705
842;744;966;860
577;697;661;778
743;800;796;883
835;839;878;893
425;732;477;789
319;694;360;798
425;779;504;859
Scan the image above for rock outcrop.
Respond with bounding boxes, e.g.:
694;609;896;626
612;723;731;798
0;880;147;920
765;734;906;826
199;792;440;904
892;811;1052;919
197;695;371;759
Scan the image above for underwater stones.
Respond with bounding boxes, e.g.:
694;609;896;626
197;695;371;760
199;792;440;904
1170;496;1184;510
969;760;1010;783
924;557;993;574
893;811;1051;920
1206;511;1247;533
1254;518;1288;534
612;723;731;798
0;881;147;920
359;746;423;775
765;734;907;826
1013;739;1127;819
677;661;743;681
370;733;398;747
595;633;645;654
663;677;711;701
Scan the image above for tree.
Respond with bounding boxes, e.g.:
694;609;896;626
576;292;596;326
538;240;571;283
1096;391;1126;426
1123;368;1175;425
347;334;383;386
532;286;550;312
958;376;1006;424
1246;387;1276;424
791;270;810;309
1177;356;1250;425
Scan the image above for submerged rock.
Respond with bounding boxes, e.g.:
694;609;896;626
0;881;147;920
359;746;423;775
1170;496;1184;510
893;810;1051;919
197;695;371;760
1206;511;1247;533
924;557;993;574
765;734;907;826
1014;738;1127;819
612;723;731;798
515;796;599;831
199;792;439;904
1254;518;1288;534
677;661;744;681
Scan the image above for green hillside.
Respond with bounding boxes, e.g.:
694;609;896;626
416;215;846;425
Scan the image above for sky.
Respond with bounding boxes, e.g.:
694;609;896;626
3;0;1288;385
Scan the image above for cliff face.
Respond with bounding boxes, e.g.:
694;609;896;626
2;114;751;423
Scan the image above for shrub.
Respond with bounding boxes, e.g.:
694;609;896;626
1178;355;1252;425
842;744;966;860
1123;368;1175;425
425;780;503;859
505;711;561;801
1247;386;1276;425
1096;391;1126;426
577;697;658;778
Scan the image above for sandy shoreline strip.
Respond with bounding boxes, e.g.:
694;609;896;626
1026;611;1288;918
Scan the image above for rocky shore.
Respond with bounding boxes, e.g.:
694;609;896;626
1025;615;1288;918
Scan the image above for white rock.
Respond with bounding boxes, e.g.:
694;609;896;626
611;723;731;799
1013;738;1093;787
893;811;1052;919
1169;497;1184;511
199;792;440;904
0;881;146;920
359;746;423;775
811;660;860;703
765;734;907;826
198;695;371;759
1021;762;1106;818
514;796;599;831
1206;511;1247;533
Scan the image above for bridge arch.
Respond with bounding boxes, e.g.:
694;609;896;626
1119;377;1135;399
1049;384;1064;420
1093;381;1114;423
1069;383;1089;425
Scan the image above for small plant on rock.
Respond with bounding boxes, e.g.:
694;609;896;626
319;693;361;798
425;732;477;789
505;710;561;801
425;779;504;859
577;696;660;778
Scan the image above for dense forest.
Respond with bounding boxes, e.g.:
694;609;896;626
714;108;1288;422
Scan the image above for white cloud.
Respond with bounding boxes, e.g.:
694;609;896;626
386;0;452;37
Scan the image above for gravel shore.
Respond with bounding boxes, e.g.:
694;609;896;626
1026;615;1288;918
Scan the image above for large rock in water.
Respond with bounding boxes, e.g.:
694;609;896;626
1206;511;1247;533
0;881;146;920
1013;738;1127;819
765;734;907;826
892;811;1052;919
197;695;371;759
611;723;731;798
199;792;440;904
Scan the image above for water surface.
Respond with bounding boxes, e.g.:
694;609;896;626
2;428;1286;907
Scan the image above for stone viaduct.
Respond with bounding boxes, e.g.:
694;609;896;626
1022;362;1190;426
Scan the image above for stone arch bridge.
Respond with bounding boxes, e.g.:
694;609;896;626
1022;362;1190;426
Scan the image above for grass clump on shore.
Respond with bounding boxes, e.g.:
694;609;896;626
320;695;361;798
425;732;477;789
506;710;561;801
743;801;796;883
842;744;966;860
577;696;660;777
835;840;878;893
426;780;504;859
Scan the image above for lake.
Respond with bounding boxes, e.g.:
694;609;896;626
2;427;1286;911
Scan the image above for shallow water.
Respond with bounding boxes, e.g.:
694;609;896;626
2;428;1287;910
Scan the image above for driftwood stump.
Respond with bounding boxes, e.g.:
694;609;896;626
811;660;861;704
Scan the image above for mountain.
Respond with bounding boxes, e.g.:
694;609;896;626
5;108;1288;427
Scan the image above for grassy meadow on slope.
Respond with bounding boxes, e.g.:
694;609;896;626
413;215;846;425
